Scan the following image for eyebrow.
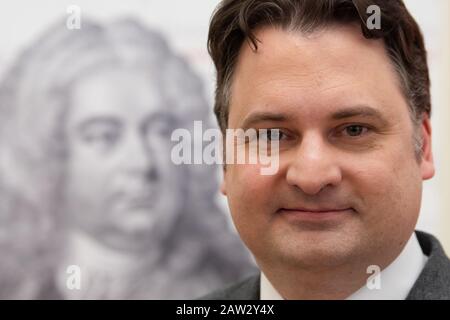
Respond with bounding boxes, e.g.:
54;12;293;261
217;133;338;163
142;111;177;125
77;116;122;132
240;105;389;128
241;112;289;129
330;105;388;124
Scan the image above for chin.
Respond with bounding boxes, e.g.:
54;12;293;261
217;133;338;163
104;235;154;254
292;247;355;269
264;232;360;269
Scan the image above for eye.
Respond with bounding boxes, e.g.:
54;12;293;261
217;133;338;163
143;114;177;138
342;125;369;137
258;129;286;141
77;118;123;152
149;121;173;136
80;125;121;150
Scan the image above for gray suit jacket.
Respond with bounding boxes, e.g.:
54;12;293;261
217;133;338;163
200;231;450;300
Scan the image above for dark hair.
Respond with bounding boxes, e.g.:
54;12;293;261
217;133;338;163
208;0;431;133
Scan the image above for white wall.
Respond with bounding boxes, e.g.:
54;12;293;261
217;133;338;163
404;0;450;253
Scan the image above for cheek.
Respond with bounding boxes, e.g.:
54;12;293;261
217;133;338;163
65;150;114;207
345;148;422;230
225;163;277;225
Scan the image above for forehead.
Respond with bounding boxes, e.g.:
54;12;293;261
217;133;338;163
229;24;409;126
68;67;167;126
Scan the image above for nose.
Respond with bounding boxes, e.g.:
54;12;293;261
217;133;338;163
122;131;158;180
285;133;342;195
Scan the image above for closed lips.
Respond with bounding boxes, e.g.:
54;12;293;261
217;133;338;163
278;207;353;213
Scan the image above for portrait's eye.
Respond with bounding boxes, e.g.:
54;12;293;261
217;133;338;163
148;120;173;137
144;113;177;140
77;119;122;151
84;128;118;145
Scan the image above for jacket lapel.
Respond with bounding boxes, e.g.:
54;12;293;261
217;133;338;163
406;231;450;299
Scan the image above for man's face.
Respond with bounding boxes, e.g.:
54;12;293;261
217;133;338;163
222;25;434;272
64;67;183;252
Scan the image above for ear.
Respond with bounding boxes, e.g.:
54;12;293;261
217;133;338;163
420;115;435;180
220;166;227;195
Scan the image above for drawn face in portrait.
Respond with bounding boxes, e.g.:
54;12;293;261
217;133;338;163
62;66;183;253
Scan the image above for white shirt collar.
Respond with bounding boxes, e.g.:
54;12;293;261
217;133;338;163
260;271;284;300
260;232;428;300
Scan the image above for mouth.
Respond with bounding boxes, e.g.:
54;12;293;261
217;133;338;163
116;190;159;211
127;197;155;209
276;207;355;222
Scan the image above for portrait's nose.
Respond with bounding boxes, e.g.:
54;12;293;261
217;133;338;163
285;133;342;195
122;131;158;180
